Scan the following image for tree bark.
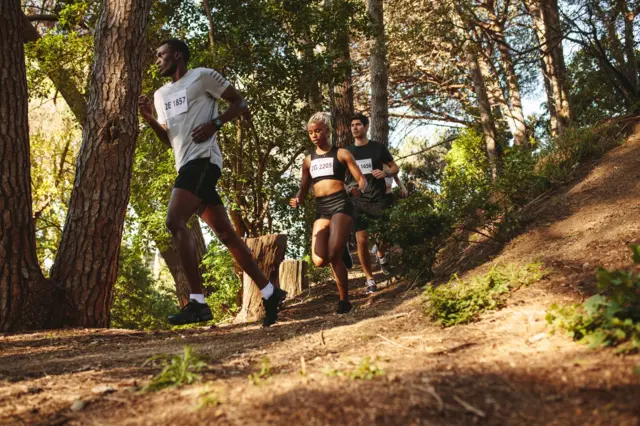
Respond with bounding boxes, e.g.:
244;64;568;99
234;234;287;323
0;0;62;332
278;259;309;298
49;0;153;327
544;0;572;129
367;0;390;146
465;41;501;179
326;0;354;148
621;0;639;92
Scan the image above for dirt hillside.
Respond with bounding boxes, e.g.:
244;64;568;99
2;131;640;425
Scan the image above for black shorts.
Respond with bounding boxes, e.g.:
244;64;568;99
174;158;223;207
352;197;387;232
316;191;353;220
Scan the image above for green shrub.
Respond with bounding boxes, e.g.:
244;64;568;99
201;241;242;324
546;245;640;353
425;263;545;327
143;346;207;392
370;192;450;280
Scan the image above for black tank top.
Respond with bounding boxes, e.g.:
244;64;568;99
309;146;346;185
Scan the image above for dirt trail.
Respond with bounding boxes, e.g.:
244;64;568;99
3;135;640;425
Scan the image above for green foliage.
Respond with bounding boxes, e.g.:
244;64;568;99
202;241;241;324
536;124;622;185
197;388;220;410
110;244;175;331
143;346;207;392
248;357;272;385
322;357;385;381
425;263;545;327
546;246;640;353
370;192;450;280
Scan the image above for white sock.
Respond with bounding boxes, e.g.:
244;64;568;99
260;282;274;300
189;294;206;304
378;255;387;265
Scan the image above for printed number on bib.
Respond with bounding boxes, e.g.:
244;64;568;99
356;159;373;175
310;157;335;179
163;89;188;119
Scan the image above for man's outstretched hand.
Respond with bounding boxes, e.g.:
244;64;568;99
138;95;154;121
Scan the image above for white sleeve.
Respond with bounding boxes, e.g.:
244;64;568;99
153;91;167;125
200;68;230;99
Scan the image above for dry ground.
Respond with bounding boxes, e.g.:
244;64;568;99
3;133;640;425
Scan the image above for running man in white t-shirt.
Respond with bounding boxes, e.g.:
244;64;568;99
138;39;285;327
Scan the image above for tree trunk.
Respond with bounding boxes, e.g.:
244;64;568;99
326;0;354;148
278;259;309;298
234;234;287;323
492;20;528;148
0;0;62;332
49;0;153;327
465;41;501;179
621;0;639;92
544;0;572;130
159;216;207;307
367;0;390;146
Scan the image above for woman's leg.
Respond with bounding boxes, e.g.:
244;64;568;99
311;218;331;268
327;213;353;302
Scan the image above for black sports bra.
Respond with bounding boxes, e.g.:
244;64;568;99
309;146;346;185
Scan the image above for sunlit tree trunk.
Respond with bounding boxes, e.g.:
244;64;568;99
367;0;390;146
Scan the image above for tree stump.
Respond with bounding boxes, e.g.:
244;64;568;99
279;260;309;298
234;234;287;323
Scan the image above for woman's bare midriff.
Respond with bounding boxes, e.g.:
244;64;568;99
313;179;346;198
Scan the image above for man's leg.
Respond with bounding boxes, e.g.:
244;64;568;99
200;204;285;326
355;230;374;281
164;188;212;324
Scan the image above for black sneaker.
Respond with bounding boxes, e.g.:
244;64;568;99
262;287;287;327
336;300;352;314
343;247;353;269
378;256;391;276
167;299;213;325
278;289;288;311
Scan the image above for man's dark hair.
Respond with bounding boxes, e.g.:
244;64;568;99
160;39;190;64
351;113;369;127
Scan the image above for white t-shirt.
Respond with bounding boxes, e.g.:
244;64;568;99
154;68;230;171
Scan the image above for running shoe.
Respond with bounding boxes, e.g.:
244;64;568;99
278;288;288;311
167;299;213;325
365;279;377;294
378;256;391;276
262;287;287;327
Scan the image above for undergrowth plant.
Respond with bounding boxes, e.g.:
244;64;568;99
425;263;546;327
546;245;640;353
142;346;207;392
248;356;272;385
323;356;385;380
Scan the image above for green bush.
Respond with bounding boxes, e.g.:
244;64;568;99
370;191;450;280
546;245;640;353
202;241;242;324
111;245;176;330
425;263;545;327
143;346;207;392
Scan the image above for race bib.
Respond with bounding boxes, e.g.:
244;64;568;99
162;89;188;119
310;157;334;179
356;158;373;175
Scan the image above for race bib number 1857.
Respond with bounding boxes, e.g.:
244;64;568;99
356;158;373;175
163;89;188;119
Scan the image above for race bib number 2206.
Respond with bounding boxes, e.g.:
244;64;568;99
163;89;188;119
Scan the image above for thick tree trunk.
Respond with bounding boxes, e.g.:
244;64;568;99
621;1;639;92
0;0;62;332
49;0;153;327
278;259;309;298
544;0;572;129
367;0;390;146
465;42;501;179
326;0;354;148
234;234;287;323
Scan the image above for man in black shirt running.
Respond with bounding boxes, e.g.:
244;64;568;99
346;113;399;293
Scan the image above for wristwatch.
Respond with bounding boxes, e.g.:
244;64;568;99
384;169;391;177
212;117;224;131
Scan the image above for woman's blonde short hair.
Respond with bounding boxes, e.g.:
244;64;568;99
307;112;333;145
